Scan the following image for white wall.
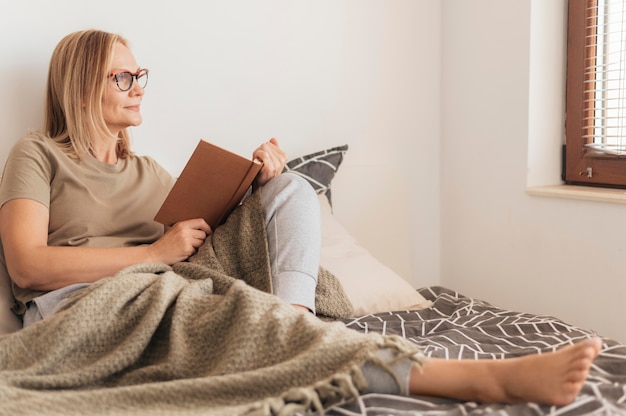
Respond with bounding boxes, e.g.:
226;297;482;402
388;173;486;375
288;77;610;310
0;1;441;286
441;0;626;343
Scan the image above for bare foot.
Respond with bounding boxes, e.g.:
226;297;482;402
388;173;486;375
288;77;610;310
409;337;602;406
291;304;312;314
491;337;602;405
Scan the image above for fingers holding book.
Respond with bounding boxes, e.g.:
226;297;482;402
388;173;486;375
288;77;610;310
149;218;211;264
253;138;287;187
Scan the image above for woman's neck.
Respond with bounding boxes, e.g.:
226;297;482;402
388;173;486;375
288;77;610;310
91;137;119;164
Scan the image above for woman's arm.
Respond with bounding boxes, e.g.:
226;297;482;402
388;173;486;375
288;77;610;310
0;198;210;291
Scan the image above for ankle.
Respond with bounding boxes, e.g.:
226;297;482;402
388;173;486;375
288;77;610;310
477;360;517;403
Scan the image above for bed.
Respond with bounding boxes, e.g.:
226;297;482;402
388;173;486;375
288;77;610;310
0;145;625;415
329;286;626;415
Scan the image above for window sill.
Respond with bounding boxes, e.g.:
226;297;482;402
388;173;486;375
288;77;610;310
526;184;626;204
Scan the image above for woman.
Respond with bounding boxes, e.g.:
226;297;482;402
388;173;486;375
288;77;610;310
0;30;319;324
0;29;601;407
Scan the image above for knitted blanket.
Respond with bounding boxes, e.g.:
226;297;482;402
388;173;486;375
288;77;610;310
0;191;421;415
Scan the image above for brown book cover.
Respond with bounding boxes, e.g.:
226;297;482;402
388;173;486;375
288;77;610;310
154;139;263;229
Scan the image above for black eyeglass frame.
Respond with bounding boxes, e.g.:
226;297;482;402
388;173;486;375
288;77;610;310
108;68;149;92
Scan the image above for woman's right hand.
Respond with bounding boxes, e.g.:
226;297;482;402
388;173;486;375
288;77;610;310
148;218;211;265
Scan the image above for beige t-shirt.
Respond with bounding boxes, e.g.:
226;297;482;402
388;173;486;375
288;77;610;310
0;134;176;313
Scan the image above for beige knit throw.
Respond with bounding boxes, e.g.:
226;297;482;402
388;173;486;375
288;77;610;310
0;191;422;415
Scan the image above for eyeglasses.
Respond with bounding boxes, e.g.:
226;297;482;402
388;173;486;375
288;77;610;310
109;68;149;92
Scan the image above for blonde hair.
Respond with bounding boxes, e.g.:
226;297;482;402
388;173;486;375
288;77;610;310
45;29;133;159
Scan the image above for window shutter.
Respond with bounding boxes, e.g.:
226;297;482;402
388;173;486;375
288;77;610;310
566;0;626;187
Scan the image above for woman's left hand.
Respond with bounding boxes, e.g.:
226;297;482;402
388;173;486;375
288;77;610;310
252;138;287;187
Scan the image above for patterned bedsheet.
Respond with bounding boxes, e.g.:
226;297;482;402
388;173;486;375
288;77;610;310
328;286;626;415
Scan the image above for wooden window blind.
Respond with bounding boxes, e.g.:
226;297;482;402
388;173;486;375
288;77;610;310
565;0;626;187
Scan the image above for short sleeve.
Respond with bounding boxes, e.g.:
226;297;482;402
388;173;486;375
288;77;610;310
0;135;53;208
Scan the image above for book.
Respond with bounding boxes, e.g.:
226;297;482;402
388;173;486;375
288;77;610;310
154;139;263;229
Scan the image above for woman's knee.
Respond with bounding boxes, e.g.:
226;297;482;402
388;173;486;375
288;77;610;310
261;172;317;204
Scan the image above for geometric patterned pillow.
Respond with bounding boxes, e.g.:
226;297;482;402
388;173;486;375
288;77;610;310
283;145;348;207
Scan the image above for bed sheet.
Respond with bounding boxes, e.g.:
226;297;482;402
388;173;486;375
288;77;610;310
327;286;626;415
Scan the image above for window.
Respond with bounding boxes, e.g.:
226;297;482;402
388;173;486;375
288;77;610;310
565;0;626;187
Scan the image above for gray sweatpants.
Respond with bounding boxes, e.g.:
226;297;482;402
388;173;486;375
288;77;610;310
261;173;414;396
259;172;320;313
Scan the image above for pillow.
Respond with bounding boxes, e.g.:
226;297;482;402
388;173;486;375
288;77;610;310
286;145;431;315
283;145;348;207
0;260;21;335
318;194;432;315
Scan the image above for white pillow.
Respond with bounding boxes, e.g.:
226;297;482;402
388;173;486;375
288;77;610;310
318;195;431;315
